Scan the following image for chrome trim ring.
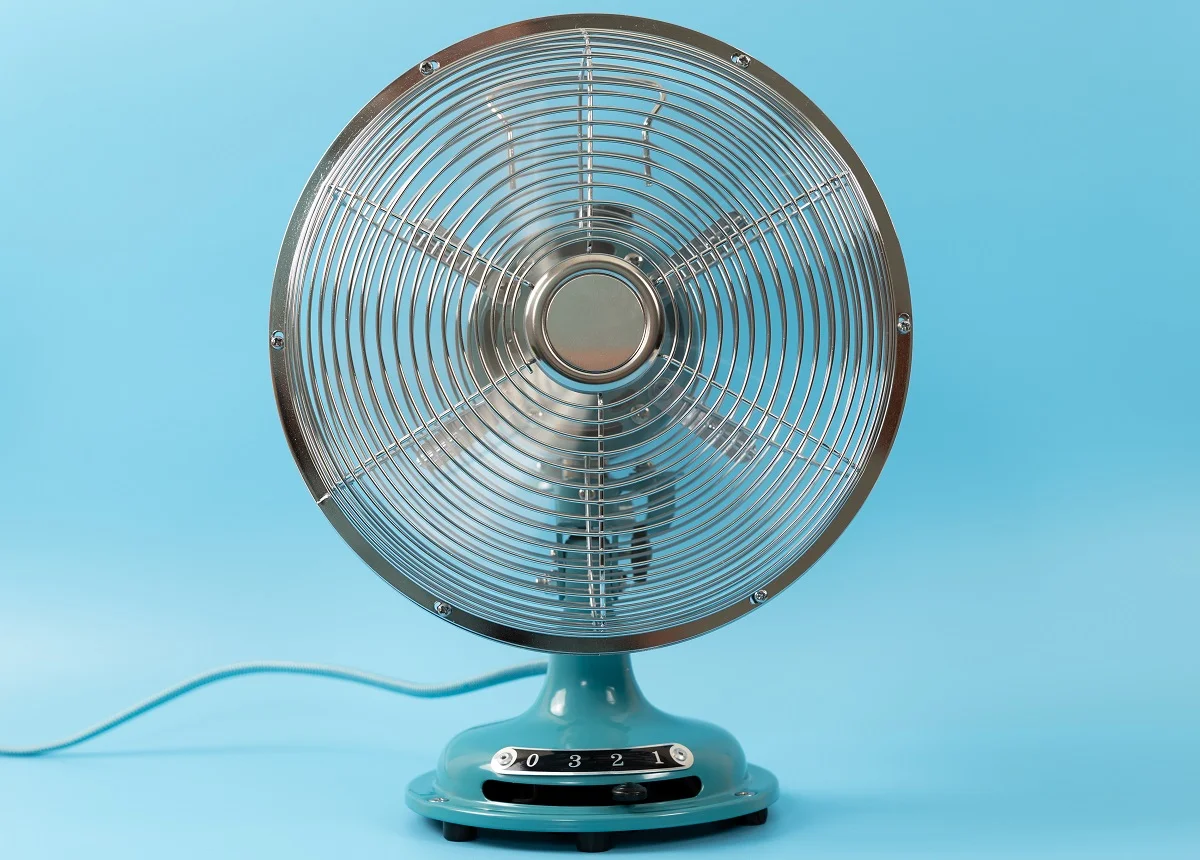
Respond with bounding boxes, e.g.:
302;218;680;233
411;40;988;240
525;253;664;385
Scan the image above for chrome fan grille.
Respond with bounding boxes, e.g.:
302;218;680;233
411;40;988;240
271;16;911;651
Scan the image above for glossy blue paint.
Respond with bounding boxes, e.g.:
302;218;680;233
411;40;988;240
406;654;777;833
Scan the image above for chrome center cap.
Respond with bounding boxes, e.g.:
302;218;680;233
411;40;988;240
525;254;663;384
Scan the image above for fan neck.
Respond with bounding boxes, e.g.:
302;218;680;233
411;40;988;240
525;654;657;722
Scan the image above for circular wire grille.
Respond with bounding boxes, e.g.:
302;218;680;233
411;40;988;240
271;16;911;652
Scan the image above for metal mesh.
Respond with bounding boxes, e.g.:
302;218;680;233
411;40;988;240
276;24;903;644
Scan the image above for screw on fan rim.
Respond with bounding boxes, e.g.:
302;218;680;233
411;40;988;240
270;14;912;653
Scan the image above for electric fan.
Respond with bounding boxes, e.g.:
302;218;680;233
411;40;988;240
270;13;911;852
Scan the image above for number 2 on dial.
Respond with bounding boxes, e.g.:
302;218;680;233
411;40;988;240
611;753;624;767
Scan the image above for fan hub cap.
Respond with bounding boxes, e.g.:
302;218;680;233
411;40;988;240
525;253;663;384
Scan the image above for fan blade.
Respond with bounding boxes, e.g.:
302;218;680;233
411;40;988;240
339;368;602;487
329;186;532;291
632;361;857;476
658;171;853;286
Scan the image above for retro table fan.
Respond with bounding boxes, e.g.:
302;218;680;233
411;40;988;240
269;13;911;853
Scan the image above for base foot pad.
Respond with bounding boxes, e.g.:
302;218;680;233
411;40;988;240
740;807;769;826
442;822;477;842
576;831;613;852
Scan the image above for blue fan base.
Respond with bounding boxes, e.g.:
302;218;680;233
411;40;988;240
406;654;777;842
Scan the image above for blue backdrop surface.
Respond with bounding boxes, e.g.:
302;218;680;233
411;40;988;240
1;1;1197;857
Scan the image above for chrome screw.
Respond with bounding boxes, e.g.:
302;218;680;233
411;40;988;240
897;312;913;335
731;52;752;68
624;252;644;267
433;600;453;618
419;60;440;76
751;589;769;605
270;330;285;350
494;748;517;768
669;744;690;764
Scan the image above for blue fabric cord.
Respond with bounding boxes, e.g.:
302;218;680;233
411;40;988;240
0;660;548;757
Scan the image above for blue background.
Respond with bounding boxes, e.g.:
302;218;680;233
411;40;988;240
2;1;1197;857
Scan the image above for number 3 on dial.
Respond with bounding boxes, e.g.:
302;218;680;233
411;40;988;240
568;754;581;768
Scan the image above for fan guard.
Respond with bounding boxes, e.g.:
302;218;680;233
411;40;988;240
270;15;911;652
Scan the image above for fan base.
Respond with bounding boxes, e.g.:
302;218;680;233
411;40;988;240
408;763;776;836
406;654;777;849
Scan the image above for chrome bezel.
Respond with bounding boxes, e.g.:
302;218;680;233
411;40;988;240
269;13;912;654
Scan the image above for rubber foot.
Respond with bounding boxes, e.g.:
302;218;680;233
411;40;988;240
739;807;769;826
442;821;477;842
576;831;614;852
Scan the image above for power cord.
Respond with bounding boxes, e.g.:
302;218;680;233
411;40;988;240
0;659;548;757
